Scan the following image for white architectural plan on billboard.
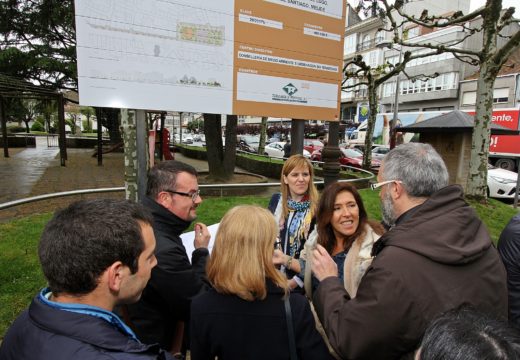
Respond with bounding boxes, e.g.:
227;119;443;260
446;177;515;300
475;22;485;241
75;0;234;113
75;0;345;120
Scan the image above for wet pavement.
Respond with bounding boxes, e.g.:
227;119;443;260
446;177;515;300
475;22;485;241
0;138;59;203
0;141;279;223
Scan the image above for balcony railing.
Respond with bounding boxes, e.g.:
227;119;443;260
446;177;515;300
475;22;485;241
356;37;384;52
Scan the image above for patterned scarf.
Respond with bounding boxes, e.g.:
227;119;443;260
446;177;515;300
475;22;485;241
285;198;314;257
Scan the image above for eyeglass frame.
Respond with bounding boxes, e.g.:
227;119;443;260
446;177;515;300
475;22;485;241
370;180;402;191
164;189;201;202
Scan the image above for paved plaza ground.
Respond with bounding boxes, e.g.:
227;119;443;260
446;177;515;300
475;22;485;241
0;140;278;223
0;139;213;222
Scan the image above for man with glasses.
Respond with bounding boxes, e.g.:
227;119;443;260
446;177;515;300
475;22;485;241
127;161;211;358
311;142;507;359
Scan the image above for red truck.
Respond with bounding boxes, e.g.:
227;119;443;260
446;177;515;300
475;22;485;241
467;108;520;171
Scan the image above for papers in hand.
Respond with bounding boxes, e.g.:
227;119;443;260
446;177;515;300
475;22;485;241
180;223;220;263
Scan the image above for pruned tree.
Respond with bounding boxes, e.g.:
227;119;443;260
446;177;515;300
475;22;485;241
258;116;268;155
375;0;520;200
343;51;439;169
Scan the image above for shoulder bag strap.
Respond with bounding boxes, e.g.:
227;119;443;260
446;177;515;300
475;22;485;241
284;296;298;360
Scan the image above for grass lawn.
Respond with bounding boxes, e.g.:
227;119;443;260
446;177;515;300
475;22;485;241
0;192;517;340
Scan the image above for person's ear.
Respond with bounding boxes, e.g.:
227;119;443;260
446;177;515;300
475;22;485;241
156;191;171;207
283;175;288;185
392;181;404;200
107;261;126;292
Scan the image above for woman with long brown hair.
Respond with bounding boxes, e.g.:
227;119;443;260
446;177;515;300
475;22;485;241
316;182;385;297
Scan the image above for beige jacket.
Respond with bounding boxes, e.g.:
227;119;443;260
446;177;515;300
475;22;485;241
303;224;380;298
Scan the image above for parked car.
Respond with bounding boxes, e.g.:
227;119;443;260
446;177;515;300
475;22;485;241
488;164;519;199
311;147;381;170
181;135;193;144
264;142;311;158
371;145;390;161
303;139;324;154
237;135;260;153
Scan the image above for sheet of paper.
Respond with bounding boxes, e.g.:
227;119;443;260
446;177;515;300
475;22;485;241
180;223;220;263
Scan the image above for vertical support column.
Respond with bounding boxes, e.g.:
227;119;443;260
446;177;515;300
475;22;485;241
290;119;305;156
96;108;103;166
159;112;166;161
178;112;183;144
57;94;67;166
322;121;341;187
136;110;148;201
0;95;8;158
121;109;138;201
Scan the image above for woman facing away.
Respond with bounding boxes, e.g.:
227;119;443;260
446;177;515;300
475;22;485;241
269;155;319;291
189;205;332;360
315;182;385;297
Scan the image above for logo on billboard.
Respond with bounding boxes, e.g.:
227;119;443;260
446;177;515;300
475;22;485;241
283;83;298;96
272;83;308;104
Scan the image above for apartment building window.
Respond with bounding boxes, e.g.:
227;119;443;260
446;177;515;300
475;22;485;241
383;82;396;97
386;49;454;68
357;34;372;51
386;72;459;96
363;50;378;68
356;84;368;97
462;91;476;105
344;34;356;55
493;88;509;103
406;27;420;39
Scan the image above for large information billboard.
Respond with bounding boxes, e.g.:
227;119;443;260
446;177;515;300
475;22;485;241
75;0;345;120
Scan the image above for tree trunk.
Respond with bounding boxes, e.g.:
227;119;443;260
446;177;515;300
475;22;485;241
258;116;268;154
223;115;237;177
362;77;377;170
23;119;30;133
120;109;138;202
204;113;234;181
96;108;122;144
466;1;501;200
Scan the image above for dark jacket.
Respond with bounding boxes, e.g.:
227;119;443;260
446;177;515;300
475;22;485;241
190;280;333;360
314;185;508;360
127;196;210;348
498;213;520;328
0;294;173;360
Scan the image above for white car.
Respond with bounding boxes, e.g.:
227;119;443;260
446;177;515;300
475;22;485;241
371;145;390;161
488;164;519;199
263;142;311;158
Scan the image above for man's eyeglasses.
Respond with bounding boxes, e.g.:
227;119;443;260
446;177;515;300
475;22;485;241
164;189;201;202
370;180;402;191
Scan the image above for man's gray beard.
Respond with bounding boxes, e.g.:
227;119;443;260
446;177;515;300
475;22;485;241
381;190;396;227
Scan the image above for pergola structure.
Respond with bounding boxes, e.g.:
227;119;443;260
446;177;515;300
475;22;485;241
0;73;67;165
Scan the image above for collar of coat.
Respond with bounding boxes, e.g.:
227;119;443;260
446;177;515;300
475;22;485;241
371;184;492;265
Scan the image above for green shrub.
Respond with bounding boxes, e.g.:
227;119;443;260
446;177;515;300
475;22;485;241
7;125;26;133
82;119;93;133
31;121;45;132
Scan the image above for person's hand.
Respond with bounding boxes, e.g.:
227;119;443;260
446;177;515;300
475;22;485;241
272;249;288;266
194;223;210;249
311;244;338;281
288;278;298;290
